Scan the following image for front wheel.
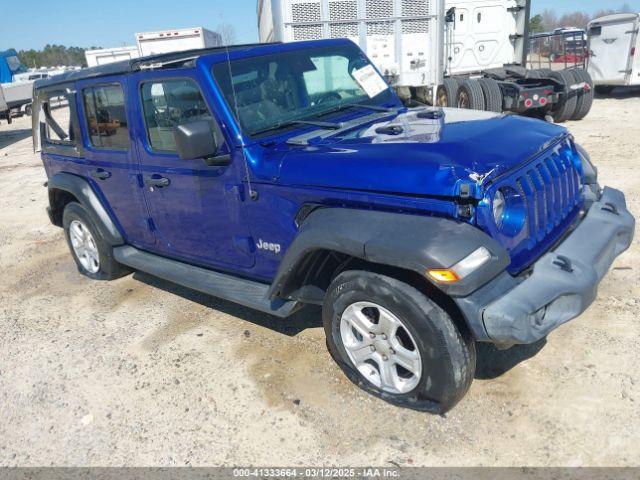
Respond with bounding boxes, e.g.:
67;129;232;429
323;270;476;413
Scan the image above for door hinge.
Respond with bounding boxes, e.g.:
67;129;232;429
507;6;524;12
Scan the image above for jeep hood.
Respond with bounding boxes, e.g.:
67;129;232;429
274;108;568;198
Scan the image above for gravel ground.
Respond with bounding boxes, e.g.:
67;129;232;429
0;94;638;467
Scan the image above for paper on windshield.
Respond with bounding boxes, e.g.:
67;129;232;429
352;65;388;98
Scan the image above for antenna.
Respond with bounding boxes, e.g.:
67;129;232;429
225;45;258;201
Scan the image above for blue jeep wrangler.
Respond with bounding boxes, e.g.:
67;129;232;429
33;39;635;412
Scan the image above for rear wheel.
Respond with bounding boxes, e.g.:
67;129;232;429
435;77;462;107
570;69;594;121
323;270;476;413
63;202;131;280
548;70;578;123
457;78;486;111
478;78;503;112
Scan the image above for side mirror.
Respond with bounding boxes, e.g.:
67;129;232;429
174;120;230;166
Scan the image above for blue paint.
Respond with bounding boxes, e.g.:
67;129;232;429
38;39;586;283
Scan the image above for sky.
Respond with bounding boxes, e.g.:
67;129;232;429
2;0;640;51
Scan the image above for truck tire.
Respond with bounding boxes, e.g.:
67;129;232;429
457;78;486;111
323;270;476;413
548;70;578;123
62;202;131;281
478;78;503;112
570;69;594;121
435;77;461;107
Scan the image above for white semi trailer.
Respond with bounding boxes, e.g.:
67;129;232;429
136;27;222;56
587;13;640;94
85;46;140;67
257;0;594;121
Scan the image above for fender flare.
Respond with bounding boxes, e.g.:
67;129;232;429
47;172;124;246
269;208;510;299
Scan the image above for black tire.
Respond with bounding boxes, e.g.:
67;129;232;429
24;104;32;116
435;77;462;107
478;78;503;112
569;69;594;121
548;70;578;123
457;78;486;110
62;202;131;280
323;270;476;413
595;85;615;95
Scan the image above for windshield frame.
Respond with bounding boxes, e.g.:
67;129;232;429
207;42;400;140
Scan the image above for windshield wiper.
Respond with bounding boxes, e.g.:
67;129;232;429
251;119;343;136
310;102;397;119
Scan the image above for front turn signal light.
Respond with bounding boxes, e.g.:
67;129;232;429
426;247;492;284
427;269;460;283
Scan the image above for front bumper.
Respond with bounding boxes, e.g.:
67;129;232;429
456;187;635;345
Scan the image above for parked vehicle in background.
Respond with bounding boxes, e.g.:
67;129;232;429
587;13;640;95
529;28;586;71
136;27;222;57
85;46;141;67
257;0;594;122
0;84;10;124
32;39;634;412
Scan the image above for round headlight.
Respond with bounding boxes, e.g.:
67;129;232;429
492;190;505;228
491;187;526;236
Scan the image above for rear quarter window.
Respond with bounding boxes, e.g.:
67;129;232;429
41;91;75;145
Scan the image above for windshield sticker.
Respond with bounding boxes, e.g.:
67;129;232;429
352;65;388;98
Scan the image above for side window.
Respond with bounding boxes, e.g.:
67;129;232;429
42;91;75;145
141;79;222;153
82;84;129;150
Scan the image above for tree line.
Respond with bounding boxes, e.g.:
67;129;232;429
16;44;100;69
530;3;635;33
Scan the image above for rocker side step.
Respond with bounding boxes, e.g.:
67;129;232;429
113;245;301;318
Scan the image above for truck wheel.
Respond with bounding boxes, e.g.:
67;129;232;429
570;69;594;121
548;70;578;123
478;78;503;112
62;202;131;280
457;79;486;111
323;270;476;413
435;77;461;107
595;85;615;95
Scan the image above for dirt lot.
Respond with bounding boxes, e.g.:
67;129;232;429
0;94;638;467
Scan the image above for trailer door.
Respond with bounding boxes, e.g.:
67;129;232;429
588;17;638;85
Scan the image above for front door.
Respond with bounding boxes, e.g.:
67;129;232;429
131;71;254;270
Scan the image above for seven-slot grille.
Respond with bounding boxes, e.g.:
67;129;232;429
515;146;583;242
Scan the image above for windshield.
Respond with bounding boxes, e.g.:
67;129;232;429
211;44;396;136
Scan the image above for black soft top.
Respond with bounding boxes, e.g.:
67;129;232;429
34;42;278;90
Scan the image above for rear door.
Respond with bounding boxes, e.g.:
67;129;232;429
130;70;254;270
76;78;155;247
588;17;638;85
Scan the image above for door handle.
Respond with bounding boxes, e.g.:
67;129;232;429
144;175;170;188
91;169;111;180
